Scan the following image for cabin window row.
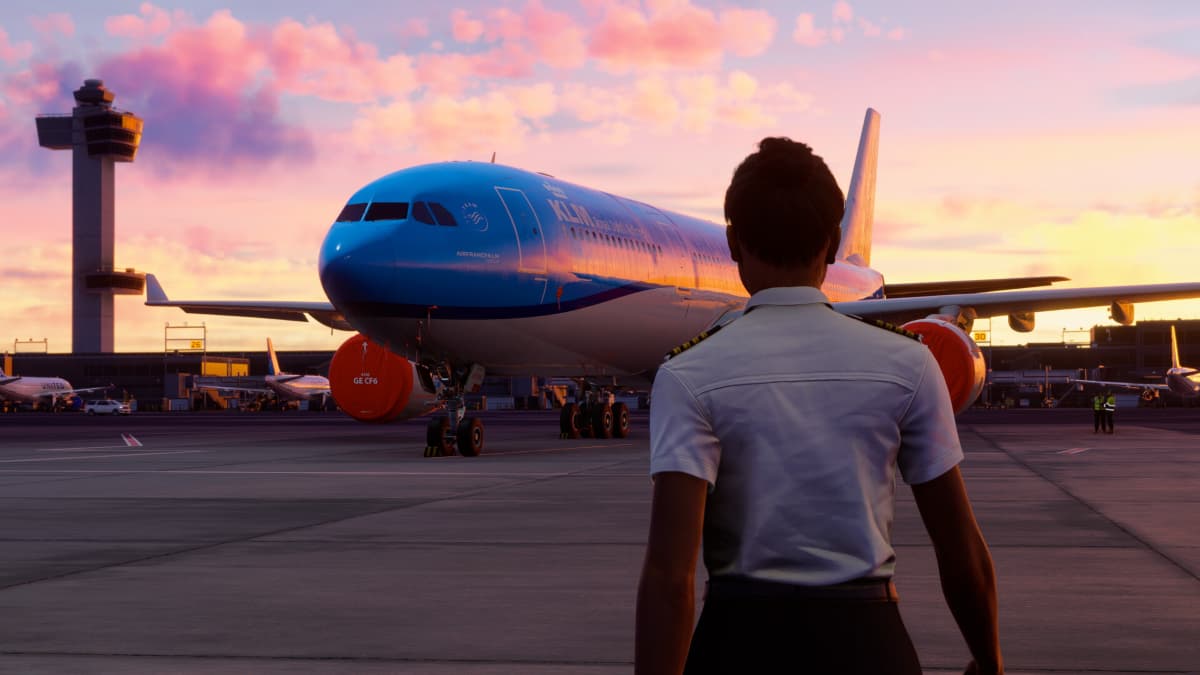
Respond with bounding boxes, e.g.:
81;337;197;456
568;226;662;255
335;201;458;227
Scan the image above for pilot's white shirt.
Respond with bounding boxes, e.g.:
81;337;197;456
650;285;963;586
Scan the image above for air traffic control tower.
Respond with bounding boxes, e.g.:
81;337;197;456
36;79;145;353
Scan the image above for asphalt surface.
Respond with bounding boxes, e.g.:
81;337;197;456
0;408;1197;674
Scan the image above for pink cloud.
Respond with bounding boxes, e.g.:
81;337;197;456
459;1;586;70
30;13;76;38
0;27;33;63
268;19;417;103
352;84;560;156
833;1;854;24
396;18;430;39
450;9;484;43
2;58;75;106
484;7;525;42
718;9;777;58
589;1;722;70
93;11;313;170
415;42;537;94
105;2;173;40
793;14;828;47
859;18;882;38
523;0;588;69
888;27;907;40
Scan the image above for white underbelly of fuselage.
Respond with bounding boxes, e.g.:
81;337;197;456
352;287;742;383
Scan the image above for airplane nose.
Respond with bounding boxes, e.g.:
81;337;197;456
319;222;397;309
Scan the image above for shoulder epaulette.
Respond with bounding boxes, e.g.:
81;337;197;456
665;323;725;361
848;314;921;341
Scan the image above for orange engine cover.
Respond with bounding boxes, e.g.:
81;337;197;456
329;334;436;423
901;318;987;415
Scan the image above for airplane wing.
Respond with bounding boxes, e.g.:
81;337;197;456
197;384;273;394
836;282;1200;325
65;385;112;396
882;275;1068;299
144;274;352;331
1071;379;1168;392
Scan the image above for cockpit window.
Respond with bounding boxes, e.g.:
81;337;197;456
412;201;436;225
364;202;409;221
429;202;457;227
336;203;367;222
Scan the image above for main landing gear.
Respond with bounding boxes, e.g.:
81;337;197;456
424;362;486;458
559;384;630;440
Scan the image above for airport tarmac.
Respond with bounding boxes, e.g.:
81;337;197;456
0;408;1197;674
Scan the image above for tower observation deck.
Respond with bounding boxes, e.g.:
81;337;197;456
36;79;145;353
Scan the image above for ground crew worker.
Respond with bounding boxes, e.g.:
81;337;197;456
1093;393;1104;433
636;137;1002;675
1103;390;1116;433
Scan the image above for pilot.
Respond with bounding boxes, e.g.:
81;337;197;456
635;137;1002;674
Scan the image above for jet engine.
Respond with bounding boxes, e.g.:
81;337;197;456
329;334;439;423
901;318;987;414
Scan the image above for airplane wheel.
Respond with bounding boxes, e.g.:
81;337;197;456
457;417;484;457
591;403;614;439
424;418;454;457
612;402;630;439
559;403;583;439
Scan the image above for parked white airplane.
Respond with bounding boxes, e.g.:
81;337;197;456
147;108;1200;455
0;367;108;409
197;338;331;403
1073;326;1200;398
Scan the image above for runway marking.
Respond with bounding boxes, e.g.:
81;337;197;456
36;445;131;453
1058;447;1092;455
427;442;635;458
122;433;143;447
0;468;570;477
0;450;208;463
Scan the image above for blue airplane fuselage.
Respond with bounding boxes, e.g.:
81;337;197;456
318;162;883;379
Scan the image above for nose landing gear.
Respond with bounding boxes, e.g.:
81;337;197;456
423;362;486;458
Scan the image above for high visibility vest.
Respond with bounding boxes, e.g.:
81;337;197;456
1103;395;1116;412
1092;396;1103;411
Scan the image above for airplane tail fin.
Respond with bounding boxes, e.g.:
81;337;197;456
834;108;880;267
267;338;284;376
1171;325;1181;370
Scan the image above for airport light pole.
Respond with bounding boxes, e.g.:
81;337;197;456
36;79;144;353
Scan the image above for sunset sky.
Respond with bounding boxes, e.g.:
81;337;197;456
1;1;1197;354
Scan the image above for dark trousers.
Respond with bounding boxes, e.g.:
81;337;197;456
1094;410;1103;432
683;592;921;674
1103;410;1114;432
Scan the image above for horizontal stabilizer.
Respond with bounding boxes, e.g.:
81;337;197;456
884;276;1069;299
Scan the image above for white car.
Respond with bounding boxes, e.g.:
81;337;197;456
85;399;131;415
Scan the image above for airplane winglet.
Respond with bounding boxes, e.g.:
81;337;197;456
145;274;169;304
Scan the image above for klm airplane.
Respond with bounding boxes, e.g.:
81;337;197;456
148;109;1200;456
